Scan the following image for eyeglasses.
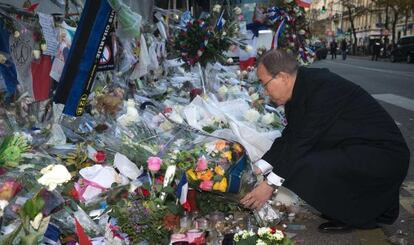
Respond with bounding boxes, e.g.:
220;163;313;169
262;74;278;88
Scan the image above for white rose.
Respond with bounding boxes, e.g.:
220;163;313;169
32;50;41;59
37;164;72;190
245;45;253;52
298;29;306;35
213;4;221;13
244;109;260;122
234;7;242;15
14;31;20;38
257;227;271;236
0;200;8;217
256;239;267;245
274;230;285;240
226;57;233;63
250;92;259;101
262;113;275;125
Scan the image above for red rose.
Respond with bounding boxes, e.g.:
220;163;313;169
68;187;80;200
95;151;106;163
138;187;150;197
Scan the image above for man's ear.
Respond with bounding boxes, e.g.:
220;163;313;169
279;72;290;85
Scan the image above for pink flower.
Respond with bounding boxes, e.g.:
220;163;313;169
195;156;208;172
147;156;162;173
199;180;213;191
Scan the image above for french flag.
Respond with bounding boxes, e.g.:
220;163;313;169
176;173;190;210
216;11;225;31
296;0;312;8
239;38;257;70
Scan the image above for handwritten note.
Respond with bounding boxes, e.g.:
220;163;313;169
38;12;58;56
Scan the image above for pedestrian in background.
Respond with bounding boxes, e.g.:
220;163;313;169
330;39;337;59
341;39;347;60
372;40;381;61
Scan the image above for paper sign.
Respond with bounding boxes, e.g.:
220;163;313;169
38;13;59;56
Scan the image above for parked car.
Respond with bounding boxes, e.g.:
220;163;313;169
390;35;414;63
311;42;328;60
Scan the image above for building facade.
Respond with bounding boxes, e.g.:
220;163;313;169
308;0;414;54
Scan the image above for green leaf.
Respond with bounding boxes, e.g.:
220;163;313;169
20;232;43;245
21;196;45;219
162;186;175;194
0;223;22;245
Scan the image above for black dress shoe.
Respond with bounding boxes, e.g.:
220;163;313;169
318;221;352;233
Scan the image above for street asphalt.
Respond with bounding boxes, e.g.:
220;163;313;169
285;56;414;245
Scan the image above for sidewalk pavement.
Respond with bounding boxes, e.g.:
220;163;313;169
287;181;414;244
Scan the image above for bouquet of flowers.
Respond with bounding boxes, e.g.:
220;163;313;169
234;227;293;245
172;5;240;68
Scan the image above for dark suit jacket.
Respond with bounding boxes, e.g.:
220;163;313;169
262;67;409;227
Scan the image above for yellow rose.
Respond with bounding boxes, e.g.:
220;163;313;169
232;143;243;154
213;177;228;192
214;165;225;176
222;151;232;161
186;169;197;181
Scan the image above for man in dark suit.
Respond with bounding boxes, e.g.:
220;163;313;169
241;49;409;232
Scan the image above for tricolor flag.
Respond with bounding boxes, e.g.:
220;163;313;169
176;173;189;210
239;37;257;70
216;10;225;31
296;0;312;8
271;19;286;49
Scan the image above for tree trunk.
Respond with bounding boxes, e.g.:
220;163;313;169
384;3;390;48
348;7;357;55
385;4;389;30
392;10;399;45
404;11;409;36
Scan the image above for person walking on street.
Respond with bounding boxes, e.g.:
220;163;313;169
330;39;337;59
340;39;347;60
372;40;381;61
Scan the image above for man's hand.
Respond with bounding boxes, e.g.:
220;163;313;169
253;165;262;175
240;181;275;210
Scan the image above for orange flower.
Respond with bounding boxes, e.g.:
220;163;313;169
222;151;232;161
196;169;213;181
215;140;227;151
